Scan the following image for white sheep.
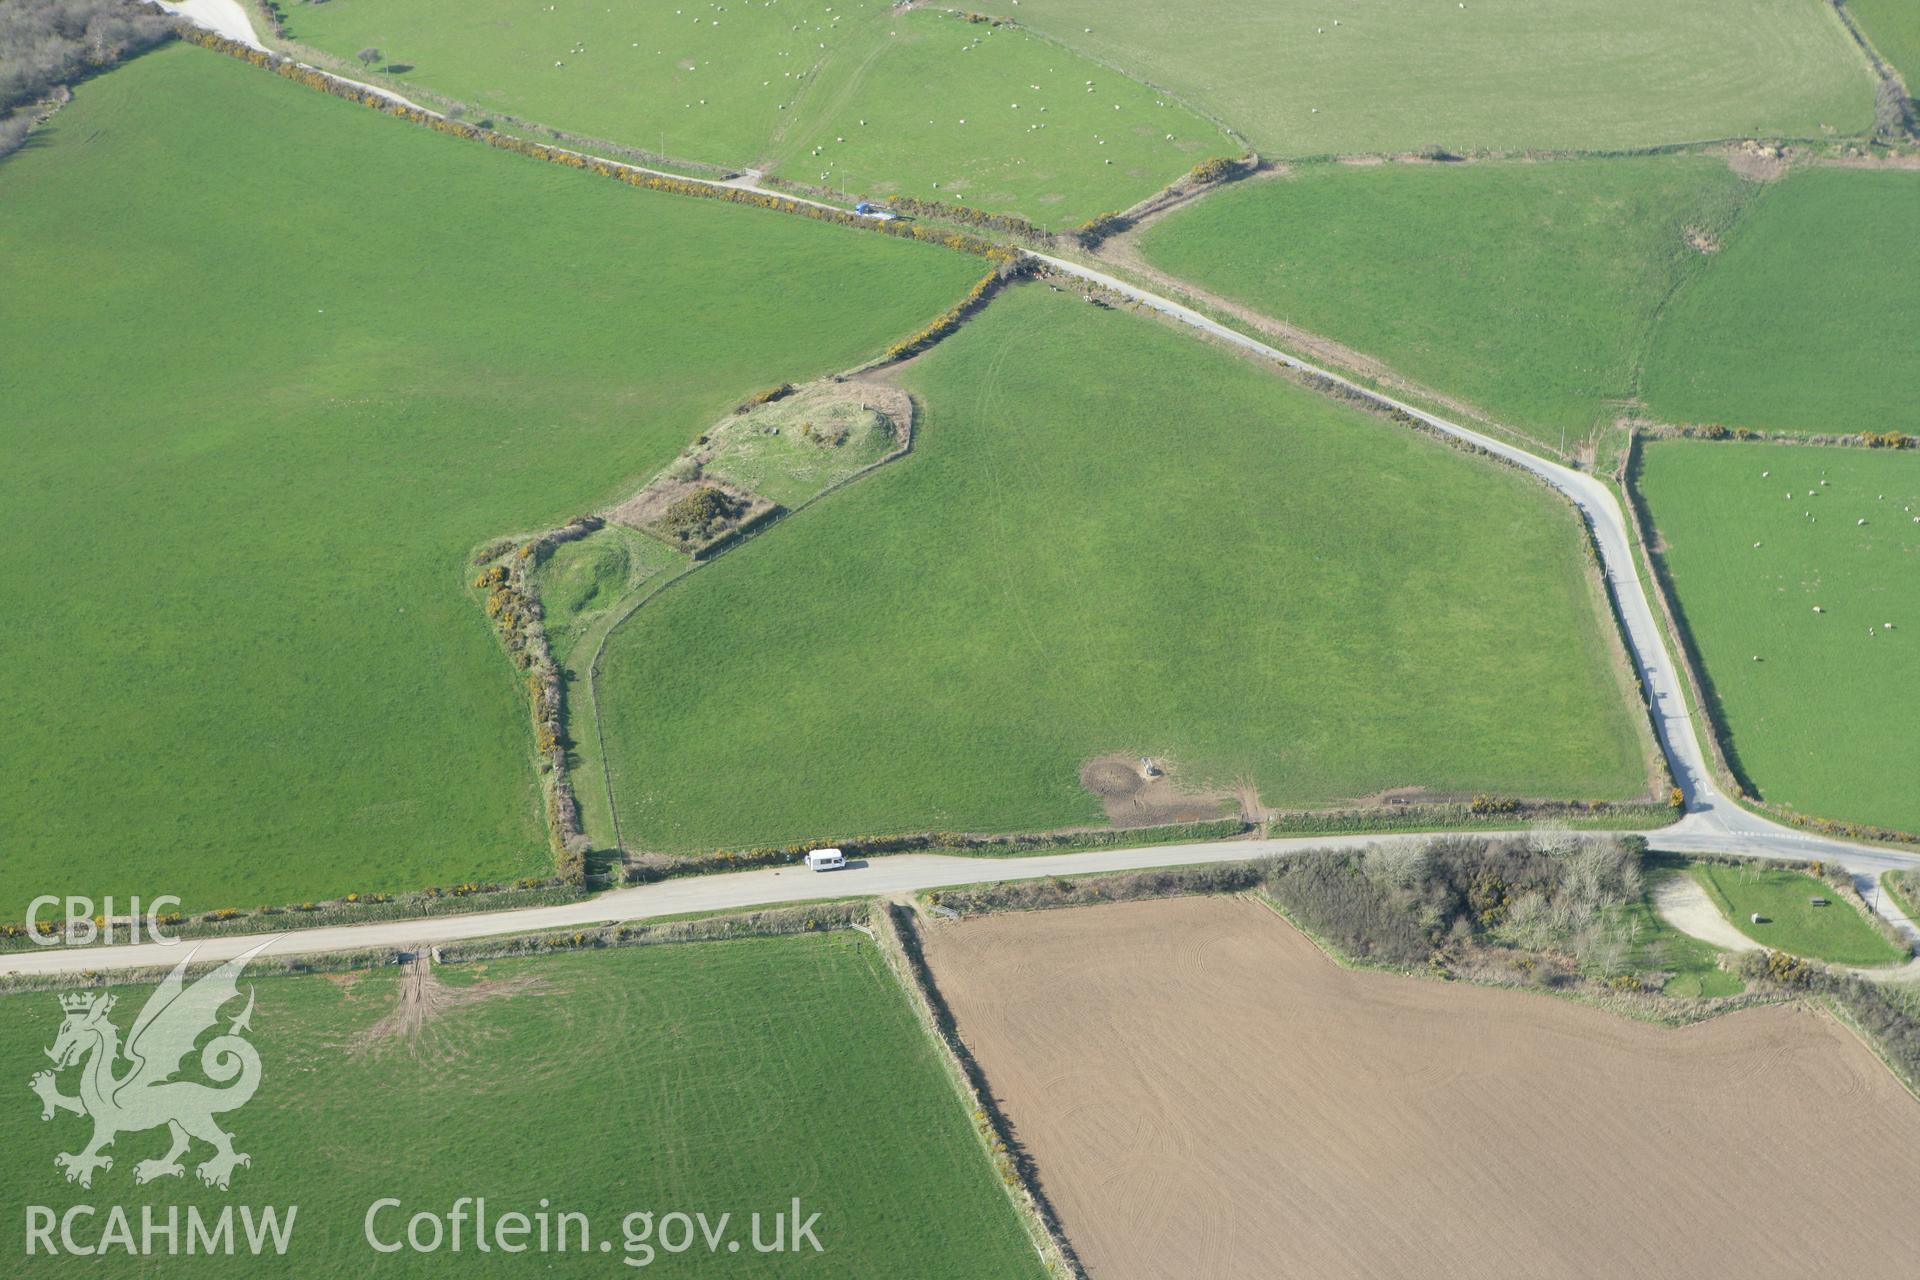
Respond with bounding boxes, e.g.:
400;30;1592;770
1858;518;1868;526
1813;606;1824;613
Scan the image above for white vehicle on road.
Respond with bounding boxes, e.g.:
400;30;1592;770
805;848;847;872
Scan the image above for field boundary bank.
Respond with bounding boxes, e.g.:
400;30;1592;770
433;900;870;964
0;879;587;956
0;900;868;991
877;904;1083;1279
628;819;1255;882
1620;431;1920;849
475;380;927;866
1831;0;1920;139
580;266;1023;860
1048;270;1671;799
1629;421;1917;451
1045;251;1560;460
174;28;1019;262
235;0;744;178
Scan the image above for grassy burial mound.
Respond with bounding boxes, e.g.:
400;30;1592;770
1006;0;1877;157
1640;168;1920;435
274;0;1224;227
0;928;1045;1277
595;285;1652;854
606;379;914;553
1634;440;1920;832
1137;155;1753;455
1691;861;1907;967
0;42;985;910
917;893;1920;1280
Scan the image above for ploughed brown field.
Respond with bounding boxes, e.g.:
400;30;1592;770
921;896;1920;1280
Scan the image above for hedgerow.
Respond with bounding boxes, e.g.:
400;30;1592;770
471;515;605;882
0;876;582;953
1070;209;1127;249
880;259;1024;363
1183;154;1244;186
625;816;1249;882
178;28;1022;264
434;901;871;964
881;193;1050;243
1737;950;1920;1093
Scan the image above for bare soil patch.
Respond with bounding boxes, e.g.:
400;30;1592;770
1727;143;1789;183
1078;752;1237;826
922;896;1920;1280
352;954;545;1060
1684;224;1721;254
1654;875;1761;954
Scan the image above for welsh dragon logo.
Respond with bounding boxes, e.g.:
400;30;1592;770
30;942;270;1190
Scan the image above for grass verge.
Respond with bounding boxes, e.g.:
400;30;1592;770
1692;861;1906;966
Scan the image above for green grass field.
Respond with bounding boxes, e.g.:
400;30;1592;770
0;43;984;910
1635;441;1920;832
1692;861;1906;966
0;934;1043;1276
1847;0;1920;91
1641;168;1920;435
1138;156;1752;453
1010;0;1876;156
277;1;1222;226
595;285;1650;852
534;528;686;668
1622;867;1745;997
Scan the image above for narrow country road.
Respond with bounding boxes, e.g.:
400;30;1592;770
82;3;1913;985
5;822;1913;978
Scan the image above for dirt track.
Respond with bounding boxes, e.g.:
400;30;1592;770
922;896;1920;1280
